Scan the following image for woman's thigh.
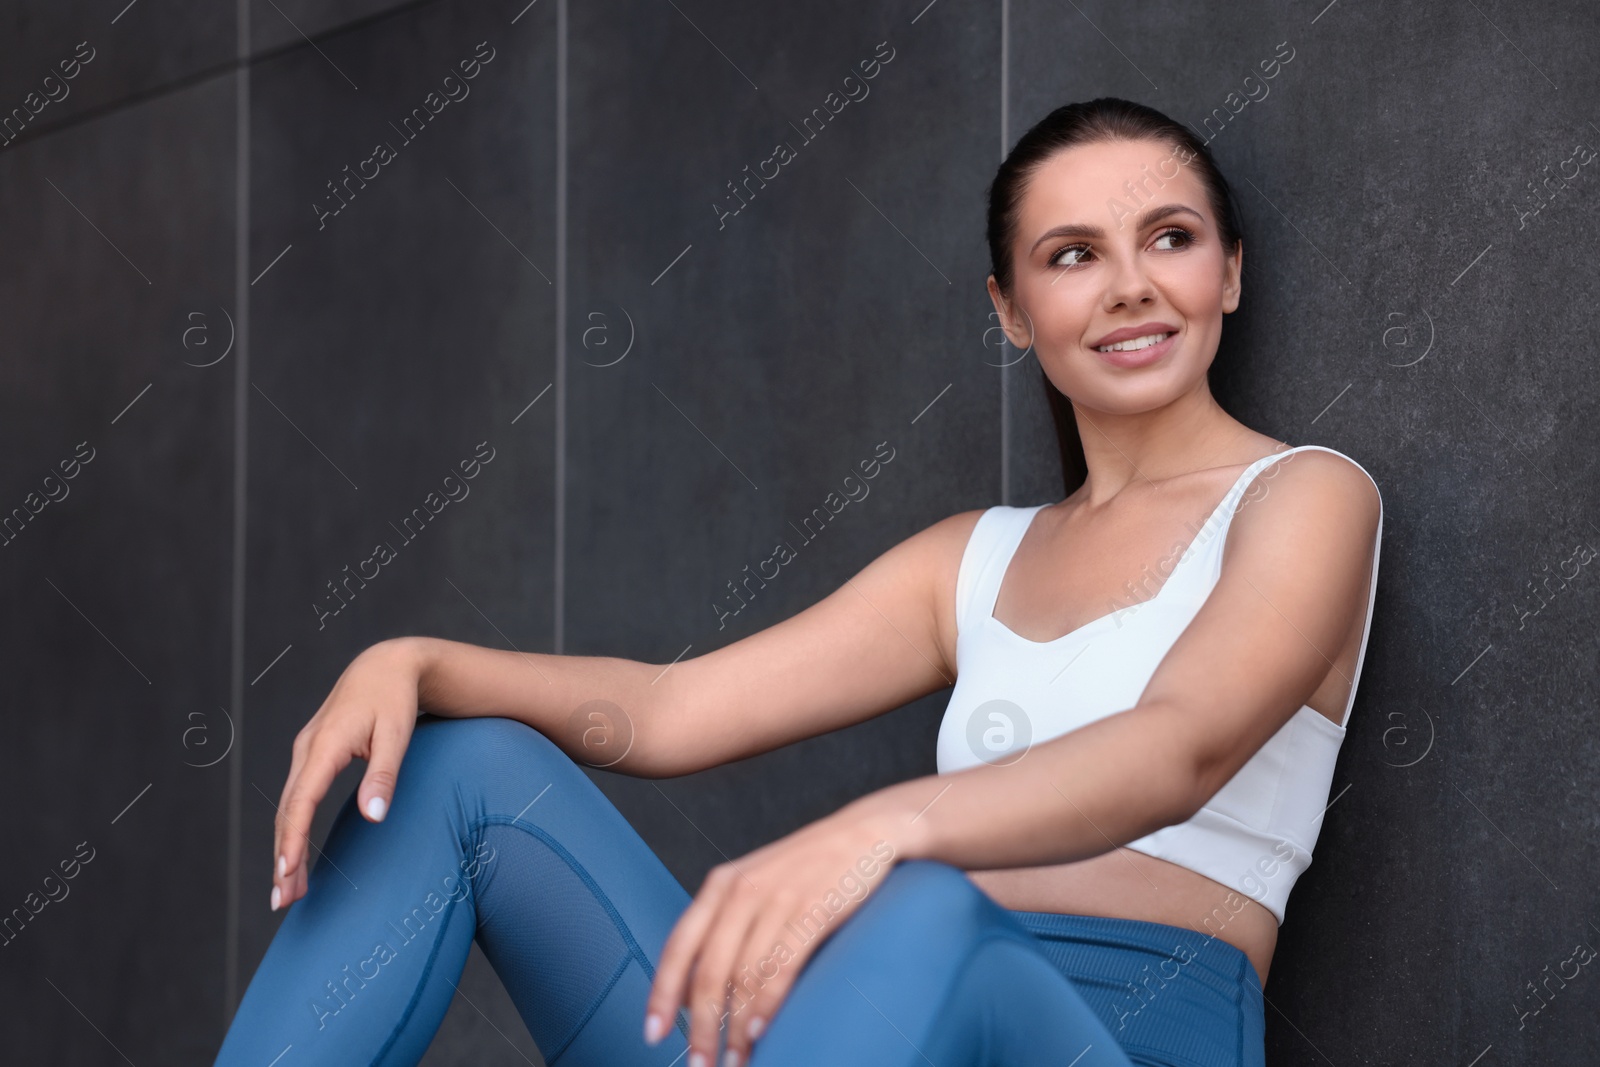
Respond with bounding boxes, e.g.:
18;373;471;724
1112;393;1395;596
215;714;698;1067
744;859;1139;1067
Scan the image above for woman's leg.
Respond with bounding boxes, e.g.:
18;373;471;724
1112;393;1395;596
214;714;696;1067
744;859;1140;1067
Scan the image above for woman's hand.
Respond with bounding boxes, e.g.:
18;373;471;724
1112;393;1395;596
270;638;425;912
642;800;906;1067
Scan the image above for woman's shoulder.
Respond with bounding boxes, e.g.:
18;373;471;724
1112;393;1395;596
1271;444;1383;512
1233;444;1383;553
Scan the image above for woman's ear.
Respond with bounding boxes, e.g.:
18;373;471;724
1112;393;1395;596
986;275;1033;350
1221;240;1243;314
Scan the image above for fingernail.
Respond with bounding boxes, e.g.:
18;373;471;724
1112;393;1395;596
689;1053;707;1067
277;854;287;878
270;885;281;911
747;1015;765;1040
643;1012;664;1045
723;1049;742;1067
366;796;388;821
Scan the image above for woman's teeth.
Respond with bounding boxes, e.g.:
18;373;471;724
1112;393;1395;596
1095;331;1173;353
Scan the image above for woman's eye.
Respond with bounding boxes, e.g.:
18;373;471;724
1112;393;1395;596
1153;227;1194;251
1050;244;1091;268
1051;228;1193;269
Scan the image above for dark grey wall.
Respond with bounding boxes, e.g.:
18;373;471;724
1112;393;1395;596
2;0;1596;1063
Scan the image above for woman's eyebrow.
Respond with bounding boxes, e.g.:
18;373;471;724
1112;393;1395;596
1029;203;1205;254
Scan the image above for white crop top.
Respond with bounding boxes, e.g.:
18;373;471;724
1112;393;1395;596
934;444;1383;924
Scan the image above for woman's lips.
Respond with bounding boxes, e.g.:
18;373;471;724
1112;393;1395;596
1092;329;1177;368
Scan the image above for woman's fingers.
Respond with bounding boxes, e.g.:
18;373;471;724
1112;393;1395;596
358;716;411;823
270;736;317;908
269;735;306;905
645;864;739;1047
714;905;799;1067
266;641;425;912
272;739;351;909
684;884;765;1066
644;815;900;1064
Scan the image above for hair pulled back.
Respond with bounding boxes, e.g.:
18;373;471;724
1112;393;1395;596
984;98;1245;495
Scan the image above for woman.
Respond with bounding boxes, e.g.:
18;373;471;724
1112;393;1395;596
215;98;1383;1067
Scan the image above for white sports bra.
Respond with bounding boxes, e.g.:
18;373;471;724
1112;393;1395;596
934;444;1383;925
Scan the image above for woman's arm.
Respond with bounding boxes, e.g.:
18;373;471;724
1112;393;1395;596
405;507;978;778
644;452;1380;1063
636;509;978;776
272;508;977;908
852;450;1383;870
403;637;684;774
643;452;1380;1060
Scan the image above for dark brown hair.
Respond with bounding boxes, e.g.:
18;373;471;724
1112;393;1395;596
985;98;1245;496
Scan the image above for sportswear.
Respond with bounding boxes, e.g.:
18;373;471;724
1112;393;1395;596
934;444;1383;924
214;715;1261;1066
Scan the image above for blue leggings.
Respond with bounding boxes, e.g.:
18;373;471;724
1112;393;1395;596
214;715;1265;1067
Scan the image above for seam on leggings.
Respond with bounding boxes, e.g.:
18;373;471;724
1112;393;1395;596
470;814;692;1042
916;927;1044;1065
1235;950;1245;1065
543;952;634;1064
368;883;465;1067
976;931;1171;1066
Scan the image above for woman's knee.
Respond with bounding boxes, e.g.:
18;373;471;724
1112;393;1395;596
393;715;584;819
744;861;1012;1066
405;714;562;776
859;859;999;937
789;859;1007;984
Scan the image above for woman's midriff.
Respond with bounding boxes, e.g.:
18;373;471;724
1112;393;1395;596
966;849;1277;988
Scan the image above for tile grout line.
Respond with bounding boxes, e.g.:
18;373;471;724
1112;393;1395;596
1;0;444;156
1000;0;1010;505
555;0;568;655
225;0;252;1025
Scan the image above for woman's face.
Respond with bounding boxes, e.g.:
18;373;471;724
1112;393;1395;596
988;138;1242;416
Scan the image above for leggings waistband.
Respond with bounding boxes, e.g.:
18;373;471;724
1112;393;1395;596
1005;910;1260;987
1004;910;1266;1067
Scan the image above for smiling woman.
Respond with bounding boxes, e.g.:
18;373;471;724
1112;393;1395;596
213;98;1381;1067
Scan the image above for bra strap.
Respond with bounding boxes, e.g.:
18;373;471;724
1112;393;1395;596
1206;444;1384;731
956;506;1040;633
